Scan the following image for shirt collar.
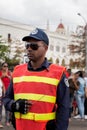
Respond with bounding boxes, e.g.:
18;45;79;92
27;58;50;71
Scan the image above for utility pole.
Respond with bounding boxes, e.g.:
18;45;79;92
77;13;87;74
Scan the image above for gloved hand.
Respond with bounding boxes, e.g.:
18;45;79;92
11;99;32;114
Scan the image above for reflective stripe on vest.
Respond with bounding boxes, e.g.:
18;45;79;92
13;76;59;85
14;93;56;103
15;112;56;121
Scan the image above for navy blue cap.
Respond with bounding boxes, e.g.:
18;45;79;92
22;28;49;46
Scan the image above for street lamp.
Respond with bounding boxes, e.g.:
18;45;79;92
77;13;87;74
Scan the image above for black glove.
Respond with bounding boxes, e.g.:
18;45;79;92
11;99;32;114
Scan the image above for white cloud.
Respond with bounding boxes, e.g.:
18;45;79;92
0;0;25;16
0;0;87;31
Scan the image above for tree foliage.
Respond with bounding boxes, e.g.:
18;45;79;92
0;36;10;61
0;35;21;70
68;25;86;69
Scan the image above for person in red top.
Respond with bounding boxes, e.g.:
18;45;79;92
0;62;12;126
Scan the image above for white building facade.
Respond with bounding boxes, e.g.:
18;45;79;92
0;18;72;67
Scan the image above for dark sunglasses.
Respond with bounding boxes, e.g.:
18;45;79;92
3;65;8;67
25;42;42;50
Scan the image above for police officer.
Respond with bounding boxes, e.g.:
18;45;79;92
3;28;69;130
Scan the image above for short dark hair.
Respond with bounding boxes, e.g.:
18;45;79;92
75;71;83;77
1;62;8;67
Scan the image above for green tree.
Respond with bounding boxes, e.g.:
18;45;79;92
0;36;20;70
0;35;10;61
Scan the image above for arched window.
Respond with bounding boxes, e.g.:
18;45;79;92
61;59;65;66
48;57;53;63
56;58;59;64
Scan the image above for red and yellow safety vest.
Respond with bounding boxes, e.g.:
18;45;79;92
12;63;65;130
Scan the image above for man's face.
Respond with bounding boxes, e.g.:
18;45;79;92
25;39;48;62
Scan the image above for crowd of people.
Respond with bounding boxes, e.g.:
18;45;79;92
67;69;87;121
0;62;12;128
0;28;87;130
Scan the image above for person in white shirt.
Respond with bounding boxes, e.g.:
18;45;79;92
0;78;5;128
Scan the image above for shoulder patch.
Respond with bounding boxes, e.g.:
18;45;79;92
64;78;69;87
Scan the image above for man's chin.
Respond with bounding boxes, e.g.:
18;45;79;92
28;58;34;61
28;56;33;60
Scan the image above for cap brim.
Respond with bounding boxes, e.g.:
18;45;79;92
22;36;41;41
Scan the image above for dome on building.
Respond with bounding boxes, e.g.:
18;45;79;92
57;23;65;29
56;21;66;35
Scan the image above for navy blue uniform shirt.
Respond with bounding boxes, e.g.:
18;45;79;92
3;58;69;130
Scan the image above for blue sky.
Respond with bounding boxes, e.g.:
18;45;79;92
0;0;87;31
